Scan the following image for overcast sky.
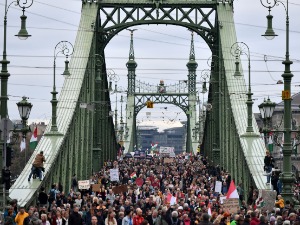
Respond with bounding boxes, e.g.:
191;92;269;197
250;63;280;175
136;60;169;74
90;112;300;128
0;0;299;130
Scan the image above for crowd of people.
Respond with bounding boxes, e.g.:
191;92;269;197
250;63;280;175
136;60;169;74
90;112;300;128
3;152;300;225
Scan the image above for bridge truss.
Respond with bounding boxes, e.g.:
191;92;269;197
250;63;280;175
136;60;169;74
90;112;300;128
9;0;267;207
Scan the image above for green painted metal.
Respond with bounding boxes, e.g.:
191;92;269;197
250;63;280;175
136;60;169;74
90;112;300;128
202;3;267;194
8;0;270;207
123;30;200;153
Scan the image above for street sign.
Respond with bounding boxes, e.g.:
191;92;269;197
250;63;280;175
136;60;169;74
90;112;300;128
146;101;154;108
282;90;290;100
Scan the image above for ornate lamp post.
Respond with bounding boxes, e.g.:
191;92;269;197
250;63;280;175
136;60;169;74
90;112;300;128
0;0;33;209
231;42;258;136
1;0;33;120
258;97;276;147
261;0;294;203
45;41;74;136
16;96;33;137
200;70;209;94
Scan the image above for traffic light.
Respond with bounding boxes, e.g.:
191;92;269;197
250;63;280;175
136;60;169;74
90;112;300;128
6;146;13;167
2;168;10;190
146;101;154;108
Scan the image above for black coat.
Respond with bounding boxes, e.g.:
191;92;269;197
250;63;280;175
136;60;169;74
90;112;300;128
69;212;83;225
38;192;48;205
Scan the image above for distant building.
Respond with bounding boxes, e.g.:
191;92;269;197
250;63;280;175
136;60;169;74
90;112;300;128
137;122;186;154
255;93;300;174
11;120;47;142
255;93;300;133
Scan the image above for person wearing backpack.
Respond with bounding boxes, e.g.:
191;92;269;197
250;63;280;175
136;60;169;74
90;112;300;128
48;184;57;210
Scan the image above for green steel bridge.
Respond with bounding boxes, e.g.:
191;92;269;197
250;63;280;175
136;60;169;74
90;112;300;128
9;0;267;207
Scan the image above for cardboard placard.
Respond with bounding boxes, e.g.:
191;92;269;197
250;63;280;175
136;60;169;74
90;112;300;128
223;198;240;214
260;189;277;212
112;185;128;194
92;184;101;192
78;180;90;190
164;158;174;164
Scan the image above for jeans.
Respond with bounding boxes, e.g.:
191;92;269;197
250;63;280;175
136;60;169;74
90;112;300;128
29;166;42;180
266;165;272;183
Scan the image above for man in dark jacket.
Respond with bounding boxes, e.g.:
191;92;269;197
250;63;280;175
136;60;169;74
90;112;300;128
38;187;48;208
199;213;213;225
69;206;83;225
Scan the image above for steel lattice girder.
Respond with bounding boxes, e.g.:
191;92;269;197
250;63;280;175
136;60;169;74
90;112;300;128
97;2;218;50
134;93;189;114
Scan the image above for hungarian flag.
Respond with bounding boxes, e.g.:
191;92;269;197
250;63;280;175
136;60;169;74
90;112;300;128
130;172;137;179
255;197;265;209
30;127;38;149
226;180;239;199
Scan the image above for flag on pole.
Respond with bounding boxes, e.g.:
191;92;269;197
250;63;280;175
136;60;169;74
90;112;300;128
130;172;137;179
226;180;239;199
20;139;26;152
268;135;273;153
207;203;212;216
166;193;172;203
29;127;38;149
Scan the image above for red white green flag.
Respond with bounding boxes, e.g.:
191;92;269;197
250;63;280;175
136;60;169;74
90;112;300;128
30;127;38;149
130;172;137;179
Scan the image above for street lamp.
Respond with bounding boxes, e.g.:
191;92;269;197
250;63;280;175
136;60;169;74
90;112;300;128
0;0;33;209
200;69;209;94
258;97;276;147
261;0;294;203
45;41;74;136
1;0;33;119
16;96;33;137
231;42;258;136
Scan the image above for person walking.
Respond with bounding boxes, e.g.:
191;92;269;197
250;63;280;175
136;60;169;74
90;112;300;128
38;187;48;208
92;216;98;225
28;151;46;182
105;211;117;225
15;207;29;225
69;206;83;225
264;150;274;185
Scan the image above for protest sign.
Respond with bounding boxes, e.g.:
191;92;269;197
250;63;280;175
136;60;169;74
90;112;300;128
223;198;239;214
219;196;226;204
215;181;222;193
164;158;174;164
110;169;119;182
112;185;128;194
170;196;177;205
260;189;277;212
92;184;101;192
78;180;90;190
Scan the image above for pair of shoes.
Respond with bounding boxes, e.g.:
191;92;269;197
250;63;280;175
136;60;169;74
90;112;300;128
266;182;270;185
39;179;42;181
28;178;30;182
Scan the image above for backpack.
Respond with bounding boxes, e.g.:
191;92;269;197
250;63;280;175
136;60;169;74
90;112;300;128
49;189;56;199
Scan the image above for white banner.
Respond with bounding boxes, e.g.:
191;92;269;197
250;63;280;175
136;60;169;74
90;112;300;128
215;181;222;193
78;180;90;190
110;169;120;182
